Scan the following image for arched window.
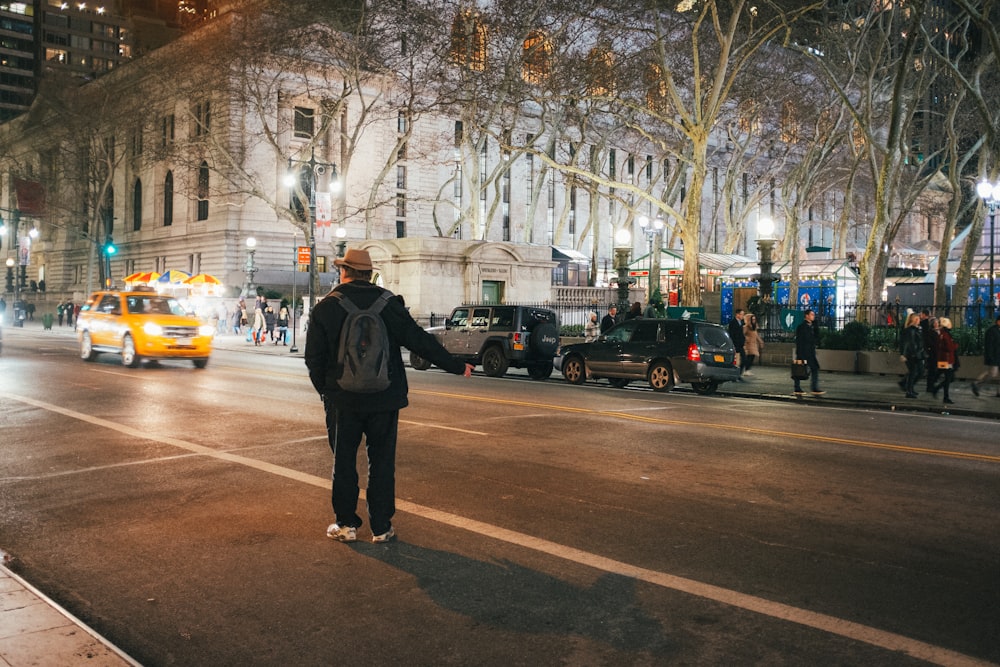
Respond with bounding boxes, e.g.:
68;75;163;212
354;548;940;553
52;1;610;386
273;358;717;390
644;62;668;112
102;187;114;236
522;30;552;84
450;10;487;71
197;161;209;221
163;171;174;227
587;47;616;97
132;179;142;231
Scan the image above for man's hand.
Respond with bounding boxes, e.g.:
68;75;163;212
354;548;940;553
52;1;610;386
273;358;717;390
463;363;474;377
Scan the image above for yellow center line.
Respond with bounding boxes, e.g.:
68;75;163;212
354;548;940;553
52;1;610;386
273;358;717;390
413;389;1000;464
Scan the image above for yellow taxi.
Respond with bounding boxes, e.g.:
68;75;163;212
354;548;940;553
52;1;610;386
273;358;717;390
77;287;214;368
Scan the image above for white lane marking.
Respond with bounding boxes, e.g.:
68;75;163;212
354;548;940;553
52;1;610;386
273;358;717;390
2;391;993;667
400;420;489;436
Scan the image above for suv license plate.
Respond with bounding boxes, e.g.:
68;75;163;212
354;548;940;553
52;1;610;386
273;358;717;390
713;354;725;362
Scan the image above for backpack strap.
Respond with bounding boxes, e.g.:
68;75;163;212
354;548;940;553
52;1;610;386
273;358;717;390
328;290;394;315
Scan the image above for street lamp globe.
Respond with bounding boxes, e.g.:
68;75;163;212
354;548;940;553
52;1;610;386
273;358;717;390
5;257;13;268
246;236;257;249
976;179;1000;202
615;227;632;248
758;216;775;239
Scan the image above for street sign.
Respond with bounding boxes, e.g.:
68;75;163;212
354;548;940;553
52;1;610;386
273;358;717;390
297;246;311;264
629;270;650;277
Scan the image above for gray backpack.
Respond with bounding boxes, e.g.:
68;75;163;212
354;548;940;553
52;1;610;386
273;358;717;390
330;291;394;393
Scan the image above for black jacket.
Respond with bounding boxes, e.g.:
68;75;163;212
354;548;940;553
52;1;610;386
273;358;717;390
795;319;818;363
304;281;466;412
900;325;925;360
985;324;1000;367
728;317;746;351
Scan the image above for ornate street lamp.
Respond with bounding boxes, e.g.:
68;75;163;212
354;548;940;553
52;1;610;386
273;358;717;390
753;217;780;331
612;227;633;321
284;150;339;315
637;215;665;304
976;178;999;319
244;236;257;298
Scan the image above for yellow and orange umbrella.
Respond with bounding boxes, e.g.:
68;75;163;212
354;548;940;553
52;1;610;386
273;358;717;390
157;270;191;284
183;273;222;286
123;271;162;284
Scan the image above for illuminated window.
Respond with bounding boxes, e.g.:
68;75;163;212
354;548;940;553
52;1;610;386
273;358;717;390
587;47;615;96
644;63;668;112
450;10;487;71
522;30;552;84
737;98;758;134
780;101;799;143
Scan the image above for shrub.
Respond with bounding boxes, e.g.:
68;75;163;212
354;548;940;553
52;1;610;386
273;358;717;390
561;324;584;337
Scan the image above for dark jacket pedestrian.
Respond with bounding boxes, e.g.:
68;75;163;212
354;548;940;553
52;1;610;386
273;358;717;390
728;309;746;374
931;318;958;404
899;313;925;398
973;315;1000;396
305;248;472;544
263;306;277;341
794;309;822;394
600;306;617;333
625;301;642;320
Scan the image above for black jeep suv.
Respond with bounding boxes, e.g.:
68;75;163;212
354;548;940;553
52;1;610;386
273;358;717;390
410;304;560;379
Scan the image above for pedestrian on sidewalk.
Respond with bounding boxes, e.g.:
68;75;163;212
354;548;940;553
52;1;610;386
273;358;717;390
972;314;1000;397
924;316;940;393
264;305;277;343
584;311;599;342
305;248;473;544
931;317;958;405
251;305;264;345
600;305;617;333
794;309;824;395
728;308;747;380
899;312;925;398
277;305;290;345
742;313;762;376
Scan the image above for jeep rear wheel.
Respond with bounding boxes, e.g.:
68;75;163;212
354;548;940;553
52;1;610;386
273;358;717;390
527;361;553;380
648;361;674;392
528;321;559;357
562;355;586;384
482;346;509;377
409;351;432;371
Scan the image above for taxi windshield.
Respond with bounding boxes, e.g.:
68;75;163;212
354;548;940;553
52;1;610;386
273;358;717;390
126;295;184;316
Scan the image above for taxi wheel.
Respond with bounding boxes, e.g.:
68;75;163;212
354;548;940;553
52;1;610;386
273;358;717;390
193;358;209;369
121;335;141;368
80;332;96;361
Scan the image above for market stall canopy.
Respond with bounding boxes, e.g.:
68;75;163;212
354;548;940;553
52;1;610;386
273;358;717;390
157;270;191;284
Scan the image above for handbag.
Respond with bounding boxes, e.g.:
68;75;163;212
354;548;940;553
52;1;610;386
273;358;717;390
937;361;953;370
791;360;810;380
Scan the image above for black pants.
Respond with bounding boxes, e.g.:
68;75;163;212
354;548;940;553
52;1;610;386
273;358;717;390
904;358;921;394
323;400;399;536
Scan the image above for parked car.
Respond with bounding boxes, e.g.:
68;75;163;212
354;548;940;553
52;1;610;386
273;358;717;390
76;287;214;368
554;318;740;394
410;304;560;379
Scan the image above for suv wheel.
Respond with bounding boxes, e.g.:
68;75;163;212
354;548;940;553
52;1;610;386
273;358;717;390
561;355;586;384
527;361;553;380
648;361;675;392
691;380;719;395
121;334;141;368
482;345;509;377
80;332;96;361
409;351;432;371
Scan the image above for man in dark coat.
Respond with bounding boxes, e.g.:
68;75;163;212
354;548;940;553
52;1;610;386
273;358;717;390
972;314;1000;397
305;248;473;544
794;309;823;395
600;305;617;334
728;309;746;380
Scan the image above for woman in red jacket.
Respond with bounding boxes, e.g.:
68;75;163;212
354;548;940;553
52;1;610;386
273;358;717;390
931;317;959;405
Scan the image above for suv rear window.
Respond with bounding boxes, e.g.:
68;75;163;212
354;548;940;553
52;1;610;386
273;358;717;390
696;324;734;350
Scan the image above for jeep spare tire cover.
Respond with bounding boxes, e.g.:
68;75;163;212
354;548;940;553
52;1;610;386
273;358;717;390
529;321;560;357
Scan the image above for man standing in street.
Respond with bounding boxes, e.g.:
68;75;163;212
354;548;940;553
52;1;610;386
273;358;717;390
794;309;824;396
728;308;746;380
600;305;617;334
305;248;473;544
972;314;1000;397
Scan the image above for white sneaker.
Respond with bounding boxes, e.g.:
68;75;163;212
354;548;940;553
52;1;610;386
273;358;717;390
372;526;396;543
743;371;754;376
326;523;357;542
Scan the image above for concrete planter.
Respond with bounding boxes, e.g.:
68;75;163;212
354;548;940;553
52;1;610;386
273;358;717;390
858;351;906;375
816;349;859;373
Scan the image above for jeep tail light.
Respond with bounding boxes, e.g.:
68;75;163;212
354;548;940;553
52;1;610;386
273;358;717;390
512;332;524;344
686;343;701;361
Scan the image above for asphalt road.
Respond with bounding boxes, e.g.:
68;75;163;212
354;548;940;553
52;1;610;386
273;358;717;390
1;330;998;666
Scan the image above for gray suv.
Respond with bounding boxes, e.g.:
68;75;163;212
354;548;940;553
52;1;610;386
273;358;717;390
410;304;560;379
554;318;740;394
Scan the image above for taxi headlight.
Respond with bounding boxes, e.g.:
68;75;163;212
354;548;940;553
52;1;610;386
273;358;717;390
199;325;215;337
143;322;164;336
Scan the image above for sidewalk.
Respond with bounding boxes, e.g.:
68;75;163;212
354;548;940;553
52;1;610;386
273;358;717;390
0;556;140;667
